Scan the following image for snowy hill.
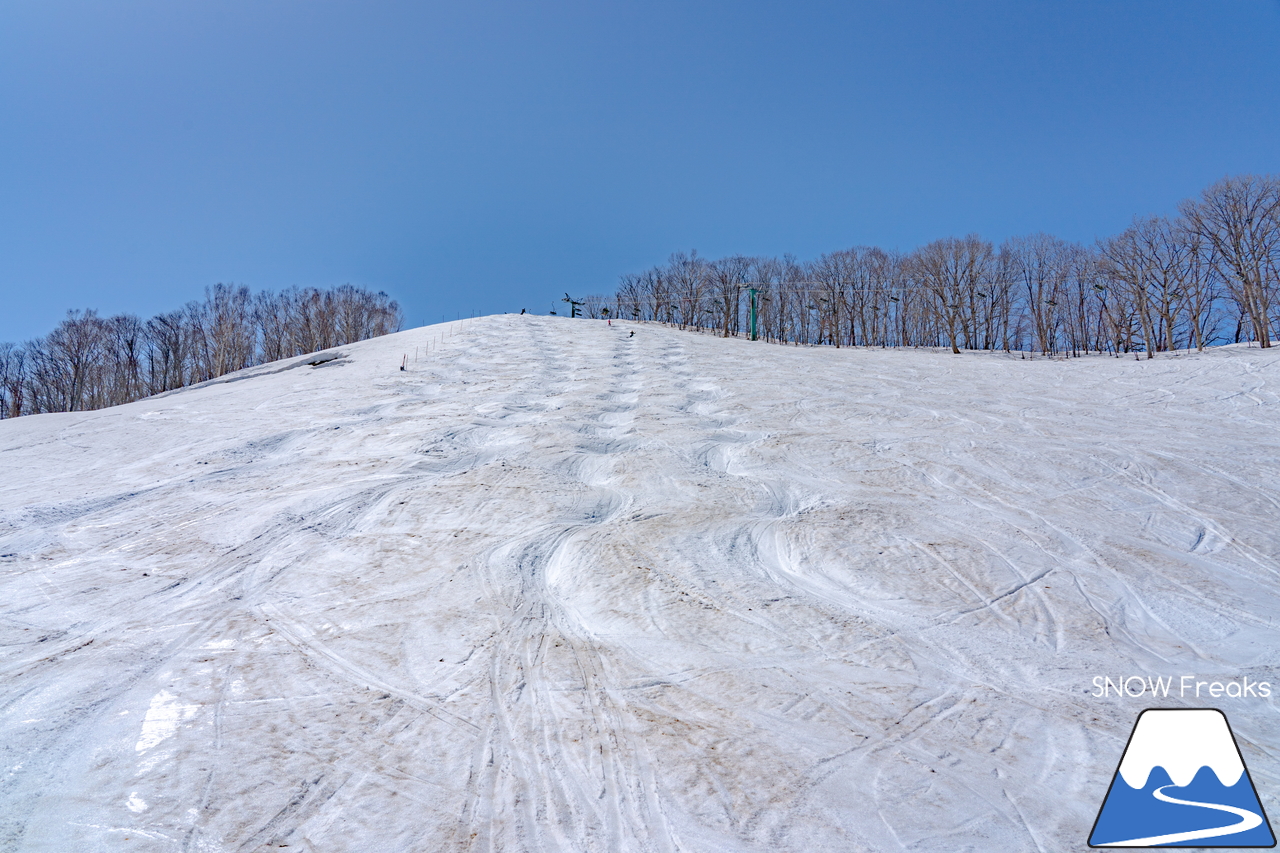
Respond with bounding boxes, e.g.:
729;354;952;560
3;314;1280;852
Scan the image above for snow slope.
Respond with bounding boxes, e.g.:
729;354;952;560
2;314;1279;852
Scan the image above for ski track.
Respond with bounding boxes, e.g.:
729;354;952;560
2;316;1280;851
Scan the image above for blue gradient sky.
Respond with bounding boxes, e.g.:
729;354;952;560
2;1;1278;341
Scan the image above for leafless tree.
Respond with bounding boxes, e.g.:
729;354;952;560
909;235;995;354
254;290;292;364
41;310;110;410
1099;216;1194;357
811;250;860;347
1004;234;1082;355
0;342;24;419
1180;174;1280;348
1055;251;1109;356
145;310;191;393
710;255;751;337
1;285;401;417
606;177;1280;354
101;314;148;406
666;251;709;329
615;273;646;321
580;294;607;319
1175;223;1224;351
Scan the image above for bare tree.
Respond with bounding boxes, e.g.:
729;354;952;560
1099;216;1199;357
811;250;855;347
1180;175;1280;348
0;284;401;418
145;310;191;393
0;342;24;418
666;251;709;329
40;310;110;411
1176;222;1223;352
101;314;147;406
910;236;995;354
1099;221;1157;358
208;284;256;375
1004;234;1081;355
580;294;607;319
254;290;291;364
709;255;750;337
330;284;401;343
1055;251;1109;356
615;273;646;321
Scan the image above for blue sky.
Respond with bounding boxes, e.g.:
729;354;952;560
2;1;1278;341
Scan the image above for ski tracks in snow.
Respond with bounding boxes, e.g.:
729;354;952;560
4;318;1280;851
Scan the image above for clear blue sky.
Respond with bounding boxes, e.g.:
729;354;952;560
2;1;1278;341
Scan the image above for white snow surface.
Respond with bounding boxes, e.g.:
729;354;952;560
1117;709;1244;789
3;314;1280;852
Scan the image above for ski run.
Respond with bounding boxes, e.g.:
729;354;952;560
3;313;1279;852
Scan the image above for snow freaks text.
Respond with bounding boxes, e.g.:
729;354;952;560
1091;676;1272;700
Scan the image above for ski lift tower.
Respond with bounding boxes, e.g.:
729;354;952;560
562;293;584;318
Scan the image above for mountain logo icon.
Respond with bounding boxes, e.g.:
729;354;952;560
1089;708;1275;847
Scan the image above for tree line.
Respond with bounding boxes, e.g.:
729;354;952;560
0;284;401;418
604;175;1280;356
